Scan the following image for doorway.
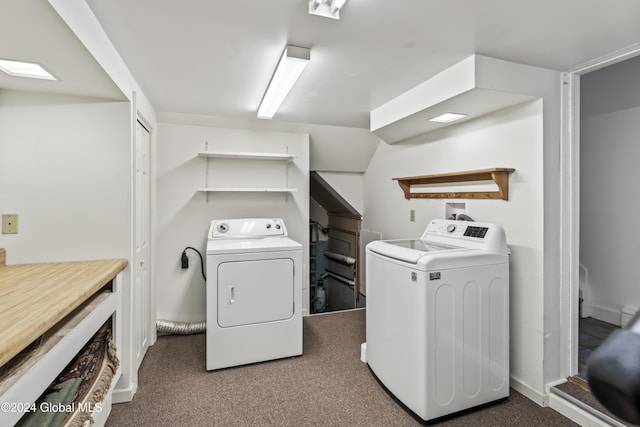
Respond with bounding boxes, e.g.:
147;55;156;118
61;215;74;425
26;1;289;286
574;53;640;373
563;49;640;424
309;172;362;313
309;171;380;314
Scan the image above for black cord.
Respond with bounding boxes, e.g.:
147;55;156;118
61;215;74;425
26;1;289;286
182;247;206;282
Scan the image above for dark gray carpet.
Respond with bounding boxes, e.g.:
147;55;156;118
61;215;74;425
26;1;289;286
106;309;576;426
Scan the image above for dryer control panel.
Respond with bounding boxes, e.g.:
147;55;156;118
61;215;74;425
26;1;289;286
209;218;287;239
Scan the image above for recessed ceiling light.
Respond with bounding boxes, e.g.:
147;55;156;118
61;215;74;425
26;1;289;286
0;59;57;80
428;113;468;123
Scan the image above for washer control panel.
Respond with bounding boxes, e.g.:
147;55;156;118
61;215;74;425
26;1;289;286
421;219;508;254
463;225;489;239
210;218;287;239
427;220;489;239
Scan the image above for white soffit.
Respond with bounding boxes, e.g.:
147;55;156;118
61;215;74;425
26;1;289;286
370;55;536;144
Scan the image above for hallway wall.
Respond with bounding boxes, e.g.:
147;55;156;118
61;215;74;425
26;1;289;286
580;55;640;325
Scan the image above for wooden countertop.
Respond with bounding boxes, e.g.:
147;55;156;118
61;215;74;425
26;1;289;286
0;249;127;367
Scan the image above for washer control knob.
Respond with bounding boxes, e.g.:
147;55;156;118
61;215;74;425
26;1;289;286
266;223;272;229
217;223;229;233
275;224;281;230
447;224;456;233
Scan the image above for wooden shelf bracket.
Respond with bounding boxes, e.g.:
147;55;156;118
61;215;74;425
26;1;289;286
393;168;516;200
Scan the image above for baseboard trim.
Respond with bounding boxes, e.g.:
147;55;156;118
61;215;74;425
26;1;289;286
591;304;621;326
510;378;547;406
549;388;623;427
112;382;137;403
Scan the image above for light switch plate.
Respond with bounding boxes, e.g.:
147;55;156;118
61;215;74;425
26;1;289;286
2;214;18;234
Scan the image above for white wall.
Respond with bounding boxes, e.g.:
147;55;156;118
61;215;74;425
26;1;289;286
580;55;640;324
362;59;563;403
317;171;364;215
155;121;309;322
158;112;378;173
0;90;131;264
49;0;156;124
364;100;545;393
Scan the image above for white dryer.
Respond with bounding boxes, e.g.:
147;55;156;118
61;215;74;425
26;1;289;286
206;218;302;371
366;219;509;421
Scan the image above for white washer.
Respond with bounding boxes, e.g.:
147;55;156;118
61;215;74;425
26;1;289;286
206;218;302;371
365;219;509;421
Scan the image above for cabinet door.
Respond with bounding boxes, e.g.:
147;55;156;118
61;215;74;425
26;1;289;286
217;258;294;328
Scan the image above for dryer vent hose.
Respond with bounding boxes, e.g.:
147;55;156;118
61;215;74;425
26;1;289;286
156;319;206;335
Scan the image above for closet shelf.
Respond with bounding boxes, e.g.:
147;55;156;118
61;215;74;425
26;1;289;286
198;187;298;193
197;151;296;162
393;168;515;200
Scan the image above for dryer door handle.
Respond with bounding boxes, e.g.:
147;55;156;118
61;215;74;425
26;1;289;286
227;285;235;304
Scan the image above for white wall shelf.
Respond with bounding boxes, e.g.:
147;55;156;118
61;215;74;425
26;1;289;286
198;187;297;193
198;145;297;201
197;151;296;162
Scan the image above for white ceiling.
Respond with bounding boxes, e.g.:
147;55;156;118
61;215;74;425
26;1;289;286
3;1;640;129
0;0;124;102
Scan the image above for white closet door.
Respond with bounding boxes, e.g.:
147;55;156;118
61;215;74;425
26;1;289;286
135;120;151;370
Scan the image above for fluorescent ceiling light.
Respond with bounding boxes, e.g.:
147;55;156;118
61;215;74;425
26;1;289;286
257;45;310;120
0;59;56;80
428;113;468;123
309;0;348;19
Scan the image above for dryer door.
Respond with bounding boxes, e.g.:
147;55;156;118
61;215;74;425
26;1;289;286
217;258;294;327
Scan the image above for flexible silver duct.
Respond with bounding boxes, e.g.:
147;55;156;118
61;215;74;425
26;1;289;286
156;319;206;335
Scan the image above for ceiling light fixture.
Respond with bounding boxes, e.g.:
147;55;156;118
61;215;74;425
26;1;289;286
428;113;468;123
309;0;348;19
257;45;310;120
0;59;56;80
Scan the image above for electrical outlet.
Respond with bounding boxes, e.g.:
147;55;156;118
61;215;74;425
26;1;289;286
2;214;18;234
410;209;415;222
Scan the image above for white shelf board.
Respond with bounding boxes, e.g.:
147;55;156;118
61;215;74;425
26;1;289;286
197;151;296;162
198;187;298;193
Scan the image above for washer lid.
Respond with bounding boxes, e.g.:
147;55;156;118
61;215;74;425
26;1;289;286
386;239;456;252
367;239;466;264
207;236;302;255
